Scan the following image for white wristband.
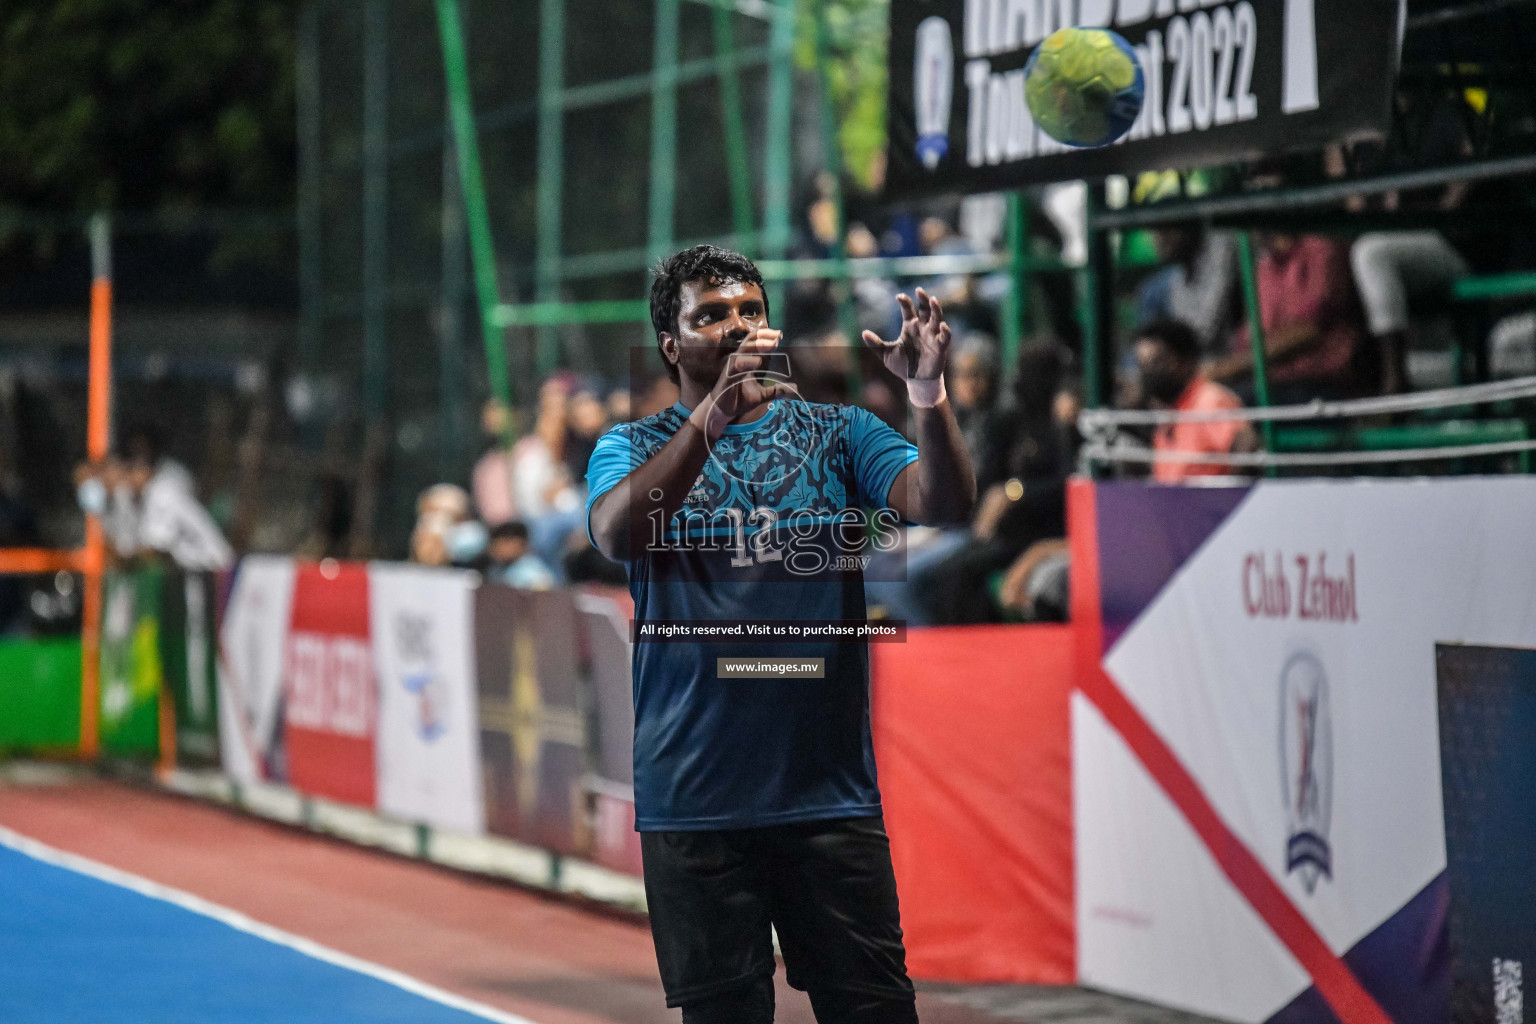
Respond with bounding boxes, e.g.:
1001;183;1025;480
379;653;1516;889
906;375;947;409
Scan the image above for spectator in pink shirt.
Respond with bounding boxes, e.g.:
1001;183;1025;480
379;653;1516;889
1137;320;1257;483
1212;234;1374;403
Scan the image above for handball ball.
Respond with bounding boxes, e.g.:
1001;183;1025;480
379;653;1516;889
1024;27;1145;148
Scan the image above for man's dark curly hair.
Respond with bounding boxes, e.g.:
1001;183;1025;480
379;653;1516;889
649;245;768;383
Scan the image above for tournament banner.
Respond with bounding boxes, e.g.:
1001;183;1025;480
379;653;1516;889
369;564;485;835
1070;478;1536;1024
283;561;377;808
99;567;163;757
217;556;297;785
885;0;1402;196
160;570;220;766
475;584;589;857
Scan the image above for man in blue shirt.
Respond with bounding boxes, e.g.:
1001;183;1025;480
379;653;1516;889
587;246;974;1023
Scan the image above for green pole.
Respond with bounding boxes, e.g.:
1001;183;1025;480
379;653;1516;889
811;3;861;393
711;5;756;248
762;2;794;324
1081;189;1103;410
1235;231;1276;457
649;0;680;261
1001;192;1028;381
434;0;513;428
440;124;469;478
536;0;566;377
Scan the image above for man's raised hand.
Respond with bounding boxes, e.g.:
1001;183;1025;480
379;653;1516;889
693;328;796;440
861;287;952;407
861;287;952;382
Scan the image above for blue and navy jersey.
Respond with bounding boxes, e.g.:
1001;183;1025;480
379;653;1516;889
585;399;918;830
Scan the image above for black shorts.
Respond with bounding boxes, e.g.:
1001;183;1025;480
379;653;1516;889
640;815;915;1009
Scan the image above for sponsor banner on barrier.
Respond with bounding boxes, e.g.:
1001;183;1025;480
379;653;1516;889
217;557;296;785
283;562;376;807
1436;644;1536;1023
577;590;634;790
589;782;644;877
369;564;484;834
161;571;220;766
476;585;589;857
0;639;82;750
873;625;1075;984
99;568;163;757
1076;478;1536;1023
884;0;1400;196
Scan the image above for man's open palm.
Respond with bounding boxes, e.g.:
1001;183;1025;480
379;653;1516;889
861;286;952;381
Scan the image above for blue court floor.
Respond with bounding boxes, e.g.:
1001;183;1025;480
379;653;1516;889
0;832;528;1024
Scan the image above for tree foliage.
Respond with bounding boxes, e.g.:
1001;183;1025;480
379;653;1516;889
796;0;889;193
0;0;298;212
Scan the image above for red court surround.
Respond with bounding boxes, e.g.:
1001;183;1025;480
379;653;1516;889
873;624;1076;983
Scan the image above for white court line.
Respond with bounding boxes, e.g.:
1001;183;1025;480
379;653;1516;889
0;824;544;1024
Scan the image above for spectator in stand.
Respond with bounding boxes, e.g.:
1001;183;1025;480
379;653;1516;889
948;333;1003;473
471;400;517;528
410;484;472;567
847;221;901;343
915;342;1079;624
1137;223;1239;359
513;377;584;578
1211;234;1373;403
485;521;556;590
563;382;610;487
74;459;136;561
917;216;984;336
1136;320;1257;483
864;333;1002;624
1351;233;1469;394
117;424;234;571
605;387;632;424
630;368;681;422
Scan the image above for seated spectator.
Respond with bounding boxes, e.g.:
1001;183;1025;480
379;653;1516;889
996;538;1070;623
1489;310;1536;379
1136;223;1238;358
948;333;1003;472
563;382;610;488
1211;234;1373;403
471;400;517;528
486;521;556;590
605;387;632;424
410;484;471;567
1136;320;1257;483
514;378;585;578
1351;232;1469;394
918;343;1078;624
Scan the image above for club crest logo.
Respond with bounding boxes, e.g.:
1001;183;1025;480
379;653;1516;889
914;17;953;170
1279;651;1333;894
